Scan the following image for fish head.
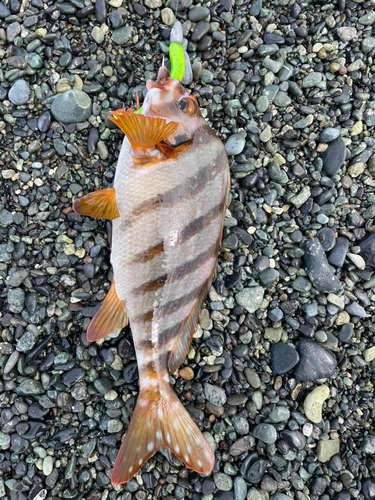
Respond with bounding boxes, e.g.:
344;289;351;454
143;65;201;148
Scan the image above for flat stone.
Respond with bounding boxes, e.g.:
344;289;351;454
271;342;299;374
302;72;322;88
8;79;30;105
112;26;135;44
359;234;375;268
320;128;340;143
304;385;329;423
291;186;311;208
328;237;349;268
91;26;104;44
316;440;340;463
363;346;375;363
253;423;277;444
294;339;337;382
235;287;264;313
205;383;227;406
51;90;92;124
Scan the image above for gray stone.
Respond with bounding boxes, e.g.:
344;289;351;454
225;134;245;155
51;90;92;124
253;423;277;444
236;287;264;313
302;238;341;292
112;26;135;45
8;79;30;105
205;384;227;406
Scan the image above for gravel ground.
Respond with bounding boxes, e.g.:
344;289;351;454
1;0;375;499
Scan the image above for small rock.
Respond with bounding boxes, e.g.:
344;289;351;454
294;339;337;382
8;79;30;105
304;385;330;423
225;134;245;155
235;287;264;313
316;440;340;463
51;90;92;124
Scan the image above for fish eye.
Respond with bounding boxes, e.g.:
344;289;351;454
178;97;199;116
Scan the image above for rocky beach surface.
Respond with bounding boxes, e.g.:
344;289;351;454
1;0;375;499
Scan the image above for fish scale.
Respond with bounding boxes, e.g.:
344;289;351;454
73;65;230;484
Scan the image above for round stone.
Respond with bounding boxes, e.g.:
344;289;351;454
8;79;30;105
225;134;246;155
51;90;92;124
253;423;277;444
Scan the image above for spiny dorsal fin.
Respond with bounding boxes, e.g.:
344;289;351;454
86;280;128;342
73;188;120;220
109;109;178;151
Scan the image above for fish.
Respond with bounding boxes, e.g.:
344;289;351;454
72;65;230;484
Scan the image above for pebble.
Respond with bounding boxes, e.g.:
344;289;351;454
316;440;340;463
271;342;299;374
322;138;346;176
328;237;350;268
304;385;329;423
225;134;245;155
8;79;30;105
205;384;227;406
294;339;337;381
360;234;375;268
302;238;341;292
51;90;92;124
253;424;277;444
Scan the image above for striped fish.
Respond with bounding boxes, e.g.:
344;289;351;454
73;65;230;484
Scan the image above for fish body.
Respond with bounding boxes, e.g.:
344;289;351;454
73;68;230;484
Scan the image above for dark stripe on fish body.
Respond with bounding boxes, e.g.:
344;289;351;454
131;238;220;297
130;193;227;266
158;272;214;346
132;274;168;295
130;151;227;219
132;280;205;324
131;242;164;264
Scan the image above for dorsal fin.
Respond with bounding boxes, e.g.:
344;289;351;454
109;110;178;151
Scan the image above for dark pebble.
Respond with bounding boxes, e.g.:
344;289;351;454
328;237;350;268
95;0;106;23
338;324;353;342
271;342;300;374
359;233;375;268
322;138;346;176
317;228;336;252
294;339;337;381
279;430;306;451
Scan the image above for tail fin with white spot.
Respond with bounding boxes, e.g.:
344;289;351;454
111;384;215;484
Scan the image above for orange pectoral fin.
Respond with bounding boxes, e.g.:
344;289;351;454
109;109;178;151
73;188;120;220
86;280;128;342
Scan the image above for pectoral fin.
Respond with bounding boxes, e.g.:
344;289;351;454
73;188;120;220
87;280;128;342
109;110;178;151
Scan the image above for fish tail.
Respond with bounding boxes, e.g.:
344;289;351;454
111;383;215;484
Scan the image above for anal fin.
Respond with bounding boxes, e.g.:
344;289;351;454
73;188;120;220
109;109;178;151
87;281;128;342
